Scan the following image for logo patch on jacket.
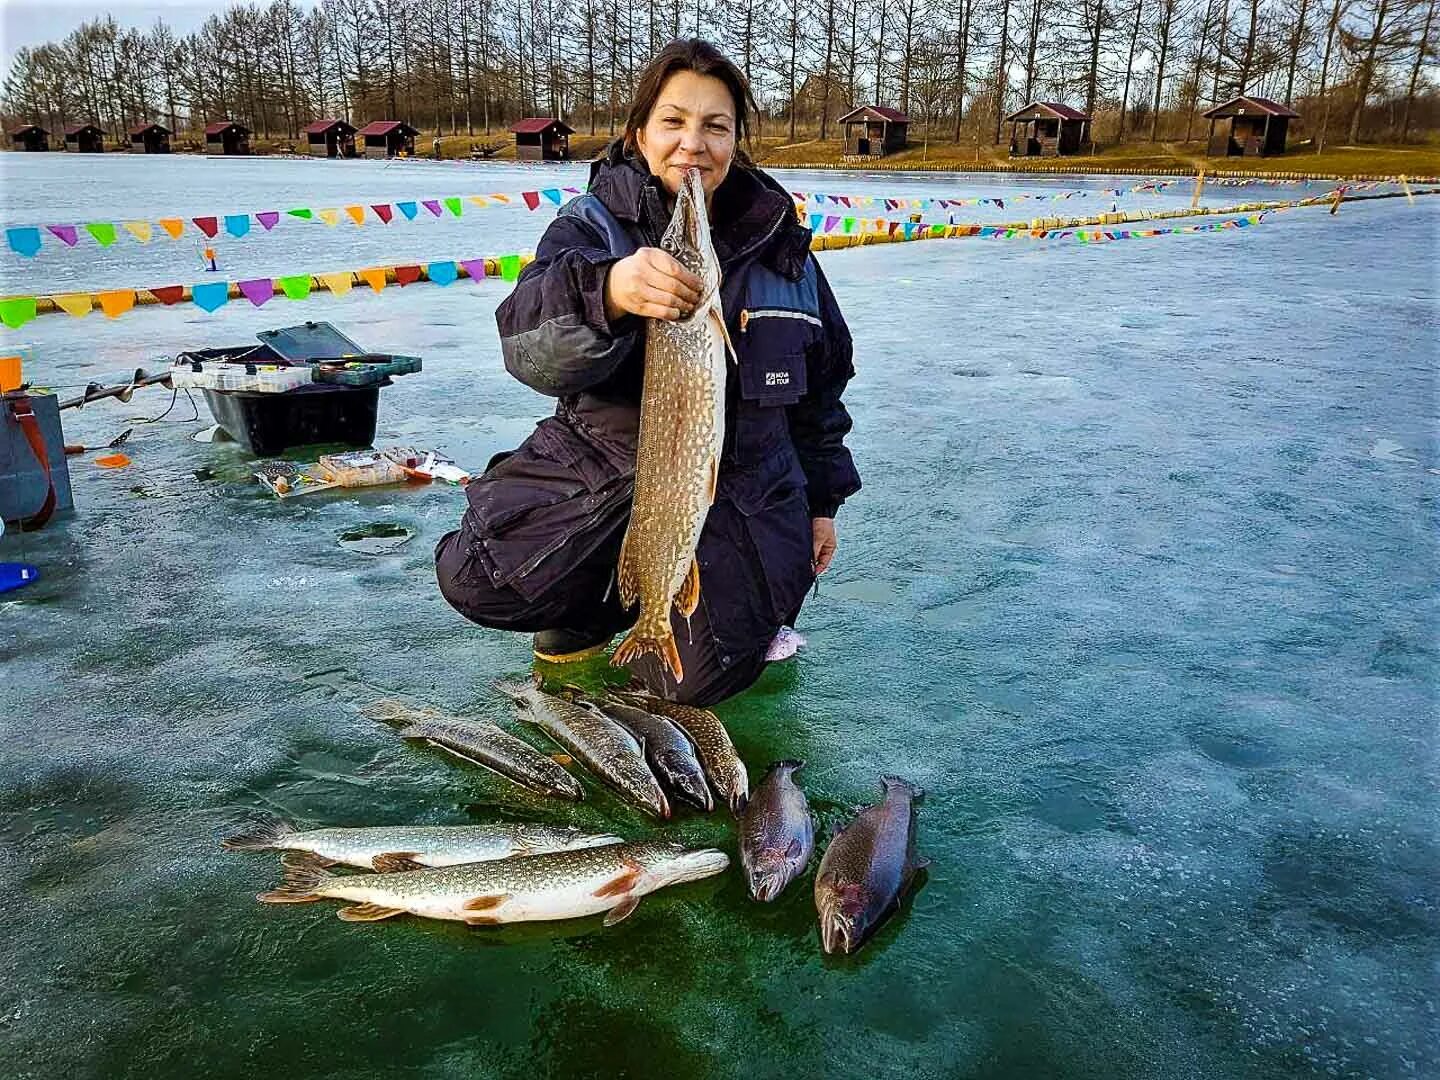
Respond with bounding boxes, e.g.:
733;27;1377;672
764;371;791;387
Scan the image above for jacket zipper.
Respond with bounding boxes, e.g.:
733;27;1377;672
740;308;824;333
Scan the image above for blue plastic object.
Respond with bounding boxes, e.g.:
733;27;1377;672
0;562;40;594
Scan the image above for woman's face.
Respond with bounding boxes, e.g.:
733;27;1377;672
635;70;737;202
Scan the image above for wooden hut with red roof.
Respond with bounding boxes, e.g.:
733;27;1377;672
1202;96;1300;158
1006;103;1092;157
511;118;574;161
205;120;251;155
9;124;49;152
838;106;909;158
305;118;357;158
129;122;171;153
63;123;105;153
358;121;418;159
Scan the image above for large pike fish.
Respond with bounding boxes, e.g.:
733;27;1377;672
258;841;729;927
739;760;814;901
222;816;621;871
497;679;669;819
613;690;748;814
365;699;583;801
814;776;929;955
612;166;733;684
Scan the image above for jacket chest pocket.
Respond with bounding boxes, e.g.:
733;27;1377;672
735;308;819;407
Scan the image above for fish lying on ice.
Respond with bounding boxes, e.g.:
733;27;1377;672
739;760;814;901
366;699;584;801
258;840;729;927
497;679;669;819
814;776;928;955
222;816;622;870
613;689;748;814
581;694;713;812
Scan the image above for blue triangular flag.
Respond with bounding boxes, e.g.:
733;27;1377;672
223;214;250;238
542;188;563;206
191;281;230;312
6;227;41;257
396;201;419;221
427;260;458;286
808;214;823;232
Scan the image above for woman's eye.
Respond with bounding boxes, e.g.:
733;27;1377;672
663;117;682;127
708;124;730;134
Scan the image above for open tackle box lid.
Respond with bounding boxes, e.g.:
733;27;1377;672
257;322;422;386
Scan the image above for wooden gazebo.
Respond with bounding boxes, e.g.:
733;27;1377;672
129;122;171;153
1006;102;1092;157
1203;96;1299;157
511;118;574;161
304;118;357;158
9;124;49;152
358;121;418;158
205;120;251;155
838;106;909;158
64;123;105;153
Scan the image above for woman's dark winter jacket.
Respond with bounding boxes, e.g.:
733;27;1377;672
463;143;860;670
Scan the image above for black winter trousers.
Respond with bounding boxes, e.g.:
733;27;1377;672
434;514;771;707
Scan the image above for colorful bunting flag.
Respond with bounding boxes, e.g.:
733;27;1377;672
499;255;522;282
542;189;563;206
808;213;823;232
238;279;274;306
460;259;486;282
427;261;458;286
85;223;117;247
150;285;185;305
278;275;312;300
318;208;340;226
359;268;387;293
522;191;541;211
6;227;41;257
469;196;489;208
256;211;280;231
823;216;839;233
96;290;136;318
158;219;185;239
345;206;366;225
394;265;423;286
443;197;463;217
371;204;394;224
422;200;443;217
191;282;229;312
0;296;37;329
123;221;152;243
396;201;418;220
192;217;219;238
224;214;251;238
53;293;93;317
287;208;313;220
318;271;353;297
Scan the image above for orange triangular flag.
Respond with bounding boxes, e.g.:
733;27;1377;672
96;290;137;318
52;293;94;317
489;194;511;204
318;208;340;226
123;221;153;243
468;195;489;207
158;218;185;239
318;271;354;296
358;268;387;293
344;205;365;225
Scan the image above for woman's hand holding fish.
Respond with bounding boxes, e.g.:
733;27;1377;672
604;247;704;322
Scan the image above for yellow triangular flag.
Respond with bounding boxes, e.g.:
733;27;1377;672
489;194;511;205
123;221;153;243
344;205;365;225
52;293;93;317
318;208;340;226
96;290;136;318
158;218;185;239
358;268;387;294
469;195;489;208
318;271;354;297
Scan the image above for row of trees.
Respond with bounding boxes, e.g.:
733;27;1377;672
2;0;1436;148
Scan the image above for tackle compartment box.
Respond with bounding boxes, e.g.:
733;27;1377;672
312;354;423;386
316;446;422;487
171;359;313;393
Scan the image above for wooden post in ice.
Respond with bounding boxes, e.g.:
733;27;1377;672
1191;168;1205;208
1400;175;1415;205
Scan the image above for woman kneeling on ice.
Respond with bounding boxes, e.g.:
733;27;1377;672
434;39;860;706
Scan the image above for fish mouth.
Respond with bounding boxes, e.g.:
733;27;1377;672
748;869;789;903
817;899;857;954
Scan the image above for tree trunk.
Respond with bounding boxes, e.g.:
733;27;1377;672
1400;0;1435;140
1283;0;1310;104
1022;0;1041;105
992;0;1010;143
874;0;888;104
953;0;971;140
820;0;836;138
1348;0;1392;143
1150;0;1174;141
1119;0;1143;140
1314;0;1343;151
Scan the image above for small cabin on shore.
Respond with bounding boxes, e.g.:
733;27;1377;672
64;123;105;153
511;118;574;161
358;121;418;158
9;124;49;152
205;120;251;155
1203;96;1299;157
129;122;171;154
1006;102;1092;157
305;118;357;158
838;106;909;158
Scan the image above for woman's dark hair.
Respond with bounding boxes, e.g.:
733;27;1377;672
622;39;759;157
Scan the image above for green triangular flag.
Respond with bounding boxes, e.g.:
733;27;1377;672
286;208;314;219
499;254;522;282
0;295;37;329
842;217;855;233
85;222;117;247
444;197;463;217
277;274;312;300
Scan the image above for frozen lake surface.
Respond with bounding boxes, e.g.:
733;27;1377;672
1;155;1437;1080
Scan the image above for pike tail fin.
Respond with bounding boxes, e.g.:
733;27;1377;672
611;628;685;684
256;850;335;903
222;815;295;853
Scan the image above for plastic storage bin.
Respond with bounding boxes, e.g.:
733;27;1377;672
202;383;384;457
